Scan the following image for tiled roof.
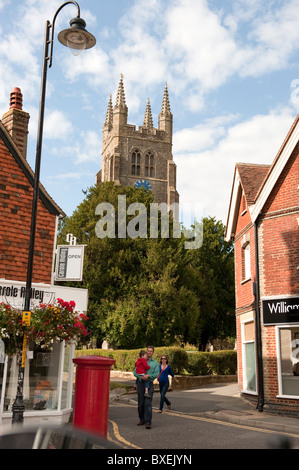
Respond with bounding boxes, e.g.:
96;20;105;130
236;163;270;205
0;121;65;217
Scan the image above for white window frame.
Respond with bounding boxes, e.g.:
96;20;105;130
276;324;299;400
241;318;257;395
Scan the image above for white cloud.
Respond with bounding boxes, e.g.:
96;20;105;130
44;110;73;139
47;171;94;181
175;108;296;223
75;130;101;164
47;129;101;164
174;114;238;153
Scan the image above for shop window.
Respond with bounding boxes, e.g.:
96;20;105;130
277;326;299;397
1;342;74;414
242;320;256;393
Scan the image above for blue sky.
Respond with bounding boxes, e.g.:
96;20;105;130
1;0;299;227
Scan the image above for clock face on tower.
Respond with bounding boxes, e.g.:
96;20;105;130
134;179;152;192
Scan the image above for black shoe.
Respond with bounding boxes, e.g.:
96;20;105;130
145;423;151;429
137;421;145;426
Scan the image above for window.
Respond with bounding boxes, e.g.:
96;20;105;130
132;150;141;176
241;238;251;281
145;151;154;177
277;326;299;398
1;342;74;414
242;320;256;393
244;244;251;279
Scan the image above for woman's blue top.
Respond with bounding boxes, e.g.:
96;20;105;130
158;364;174;383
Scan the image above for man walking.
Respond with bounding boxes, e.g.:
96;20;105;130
133;345;159;429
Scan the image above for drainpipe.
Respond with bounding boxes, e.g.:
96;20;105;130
254;218;264;412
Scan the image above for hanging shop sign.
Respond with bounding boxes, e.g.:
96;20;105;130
55;244;85;281
262;296;299;325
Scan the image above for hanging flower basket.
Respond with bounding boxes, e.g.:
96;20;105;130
0;298;88;357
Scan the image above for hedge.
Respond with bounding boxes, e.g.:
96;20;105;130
75;347;237;376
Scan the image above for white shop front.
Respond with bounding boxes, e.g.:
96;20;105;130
0;279;88;427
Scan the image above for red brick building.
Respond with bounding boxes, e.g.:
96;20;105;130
0;88;64;285
226;114;299;416
0;89;88;427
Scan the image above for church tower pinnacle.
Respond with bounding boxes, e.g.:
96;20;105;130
104;94;113;128
113;75;128;128
97;78;179;207
143;98;153;129
158;83;172;142
161;82;171;115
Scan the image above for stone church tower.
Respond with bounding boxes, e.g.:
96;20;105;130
96;77;179;207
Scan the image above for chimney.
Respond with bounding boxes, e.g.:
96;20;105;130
2;87;30;159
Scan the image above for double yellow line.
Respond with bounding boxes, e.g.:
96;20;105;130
108;419;141;449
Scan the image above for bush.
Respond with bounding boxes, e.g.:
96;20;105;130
187;350;237;375
187;352;212;375
75;347;237;375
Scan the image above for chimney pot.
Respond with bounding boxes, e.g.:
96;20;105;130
10;87;23;110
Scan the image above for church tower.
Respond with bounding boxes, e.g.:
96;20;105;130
96;77;179;207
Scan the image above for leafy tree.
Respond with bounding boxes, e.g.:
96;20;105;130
58;185;235;350
186;217;235;350
57;183;199;348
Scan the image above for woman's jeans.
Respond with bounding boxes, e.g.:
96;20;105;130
159;381;171;410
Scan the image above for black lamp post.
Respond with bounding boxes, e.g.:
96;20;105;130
12;1;96;425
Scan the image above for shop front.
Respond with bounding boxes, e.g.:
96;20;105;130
262;296;299;403
0;342;74;427
0;280;88;427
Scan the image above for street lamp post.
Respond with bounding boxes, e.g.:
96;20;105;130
12;1;96;424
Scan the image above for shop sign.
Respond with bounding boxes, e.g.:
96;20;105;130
262;296;299;325
55;245;85;281
0;279;88;312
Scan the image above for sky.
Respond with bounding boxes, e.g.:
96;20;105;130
1;0;299;228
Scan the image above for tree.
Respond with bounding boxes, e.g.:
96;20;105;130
57;183;199;348
186;217;235;350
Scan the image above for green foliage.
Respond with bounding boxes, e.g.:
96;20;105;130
187;350;237;375
186;217;235;349
75;347;237;375
58;183;235;350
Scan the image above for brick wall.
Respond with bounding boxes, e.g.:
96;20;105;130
232;141;299;413
234;198;256;311
0;140;56;284
258;143;299;411
260;148;299;296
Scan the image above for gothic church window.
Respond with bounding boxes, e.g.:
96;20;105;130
132;150;141;176
145;151;154;177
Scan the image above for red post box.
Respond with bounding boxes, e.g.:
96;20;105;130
72;355;115;437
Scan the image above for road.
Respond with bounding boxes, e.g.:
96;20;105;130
106;387;299;450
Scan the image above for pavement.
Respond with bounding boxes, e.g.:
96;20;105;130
110;377;299;439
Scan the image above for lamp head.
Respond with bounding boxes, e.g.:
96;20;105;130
58;16;96;55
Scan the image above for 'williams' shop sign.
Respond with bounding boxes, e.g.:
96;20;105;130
262;296;299;325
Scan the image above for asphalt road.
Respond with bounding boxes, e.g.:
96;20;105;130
107;384;299;450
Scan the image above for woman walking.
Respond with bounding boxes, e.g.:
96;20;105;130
157;355;178;413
